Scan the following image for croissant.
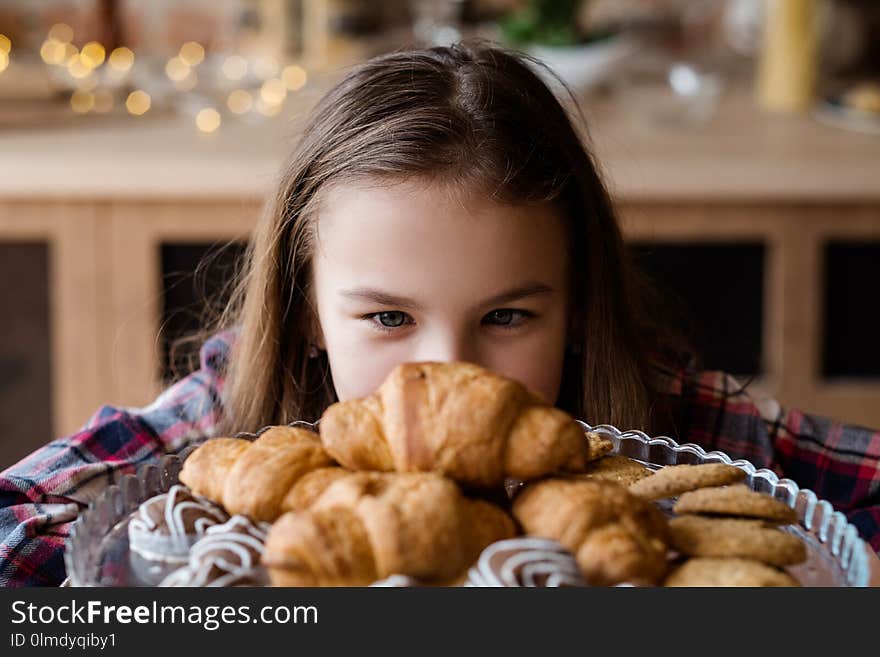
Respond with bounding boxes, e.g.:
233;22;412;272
179;426;335;522
263;471;517;586
319;361;591;488
512;478;670;586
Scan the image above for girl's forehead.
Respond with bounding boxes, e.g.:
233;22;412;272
314;180;566;250
312;181;570;291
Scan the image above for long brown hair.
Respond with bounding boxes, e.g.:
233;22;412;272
209;41;685;435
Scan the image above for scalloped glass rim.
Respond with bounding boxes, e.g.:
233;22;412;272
66;420;871;587
577;420;870;587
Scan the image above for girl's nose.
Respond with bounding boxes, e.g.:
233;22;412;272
414;333;474;365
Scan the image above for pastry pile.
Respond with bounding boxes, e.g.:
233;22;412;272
126;361;806;587
172;361;601;586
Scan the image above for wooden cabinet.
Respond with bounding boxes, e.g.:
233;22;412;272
618;201;880;428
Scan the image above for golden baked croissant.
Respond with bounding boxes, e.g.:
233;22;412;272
512;478;670;586
179;426;335;522
263;471;517;586
319;361;592;488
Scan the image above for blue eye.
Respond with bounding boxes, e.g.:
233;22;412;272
377;311;407;328
363;311;413;333
484;309;532;328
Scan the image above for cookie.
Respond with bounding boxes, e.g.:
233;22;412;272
577;455;654;487
584;431;614;462
673;484;798;524
664;557;800;587
628;463;746;500
668;516;807;567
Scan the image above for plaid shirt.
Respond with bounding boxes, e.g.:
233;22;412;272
1;330;878;586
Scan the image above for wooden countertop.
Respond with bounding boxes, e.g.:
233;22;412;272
0;73;877;203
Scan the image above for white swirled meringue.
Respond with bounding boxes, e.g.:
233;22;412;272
369;574;422;587
159;515;271;587
128;484;229;564
464;537;588;587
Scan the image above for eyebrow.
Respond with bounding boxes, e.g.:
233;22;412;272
339;282;555;311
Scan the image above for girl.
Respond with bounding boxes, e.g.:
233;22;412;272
1;42;878;586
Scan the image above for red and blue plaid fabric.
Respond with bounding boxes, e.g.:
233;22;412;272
1;330;878;586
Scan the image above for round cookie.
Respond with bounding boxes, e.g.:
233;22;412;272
664;557;800;587
464;537;587;587
584;431;614;462
668;516;807;567
672;484;798;524
629;463;746;500
577;455;654;487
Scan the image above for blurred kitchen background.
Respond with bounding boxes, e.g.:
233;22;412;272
0;0;879;468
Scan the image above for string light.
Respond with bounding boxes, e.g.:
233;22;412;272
48;23;74;44
179;41;205;67
252;55;278;80
282;64;307;91
255;98;281;117
174;70;198;92
40;39;66;65
67;57;92;79
165;56;190;82
70;90;95;113
227;89;253;114
108;47;134;72
63;43;79;66
125;90;151;115
195;108;221;133
31;29;308;127
80;42;106;68
260;78;286;105
222;55;247;80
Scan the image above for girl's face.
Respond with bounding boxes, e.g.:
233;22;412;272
310;180;571;404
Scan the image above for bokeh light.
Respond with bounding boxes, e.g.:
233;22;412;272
62;43;79;65
260;78;286;105
40;39;66;65
179;41;205;67
252;55;279;80
70;90;95;114
80;42;106;68
174;70;198;92
67;58;92;79
165;56;190;82
48;23;74;44
0;51;8;75
126;90;151;115
222;55;247;81
256;98;281;117
0;35;11;54
227;89;253;114
195;108;221;133
282;65;307;91
108;47;134;72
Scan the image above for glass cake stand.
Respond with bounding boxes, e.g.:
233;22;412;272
64;421;871;587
